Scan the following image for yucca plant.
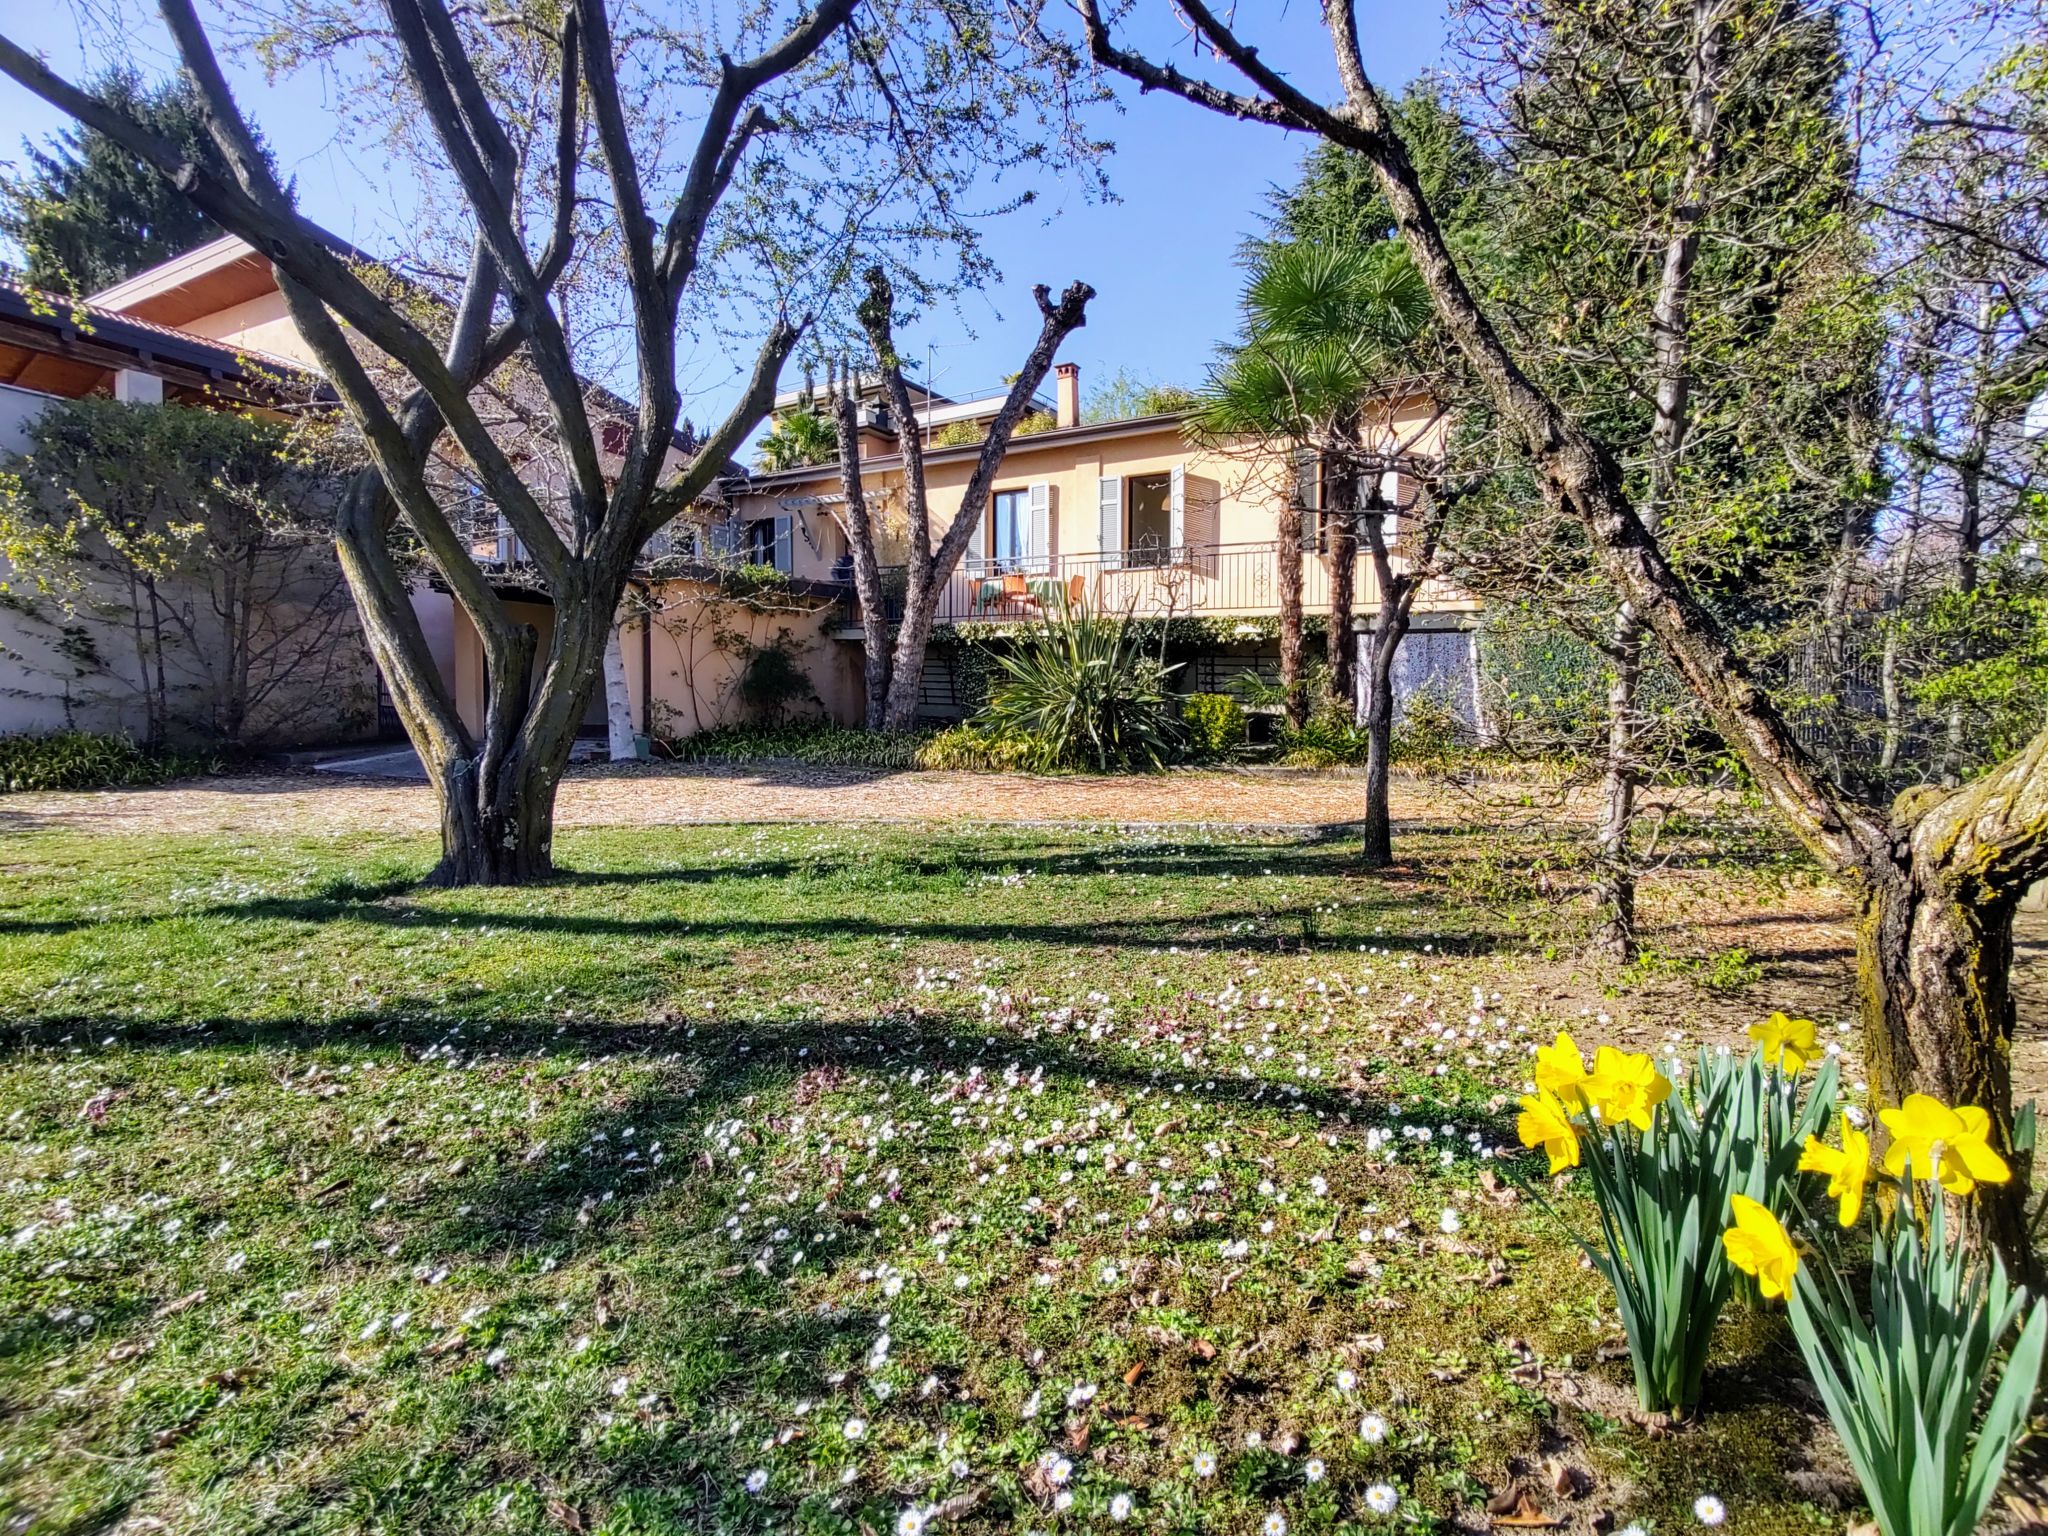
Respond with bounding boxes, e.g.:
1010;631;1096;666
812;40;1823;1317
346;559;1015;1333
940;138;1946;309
978;594;1184;772
1731;1104;2045;1536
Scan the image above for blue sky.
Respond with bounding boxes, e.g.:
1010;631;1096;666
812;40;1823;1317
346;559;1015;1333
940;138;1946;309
0;5;1447;428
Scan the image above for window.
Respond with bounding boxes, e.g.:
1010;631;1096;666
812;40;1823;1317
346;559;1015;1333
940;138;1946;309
1126;472;1173;565
991;488;1029;572
744;516;792;573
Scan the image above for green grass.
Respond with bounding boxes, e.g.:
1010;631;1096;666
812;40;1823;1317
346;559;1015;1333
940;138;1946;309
0;821;1848;1535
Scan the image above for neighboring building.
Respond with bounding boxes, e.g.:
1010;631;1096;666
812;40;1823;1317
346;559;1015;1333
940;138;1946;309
723;363;1479;721
0;277;384;745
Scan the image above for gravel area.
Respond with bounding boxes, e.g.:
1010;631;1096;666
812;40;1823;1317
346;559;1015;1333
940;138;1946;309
0;760;1460;839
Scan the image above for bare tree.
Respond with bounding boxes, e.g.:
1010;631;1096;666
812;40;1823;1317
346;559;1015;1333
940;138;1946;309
827;266;1093;732
1078;0;2048;1264
0;0;1095;881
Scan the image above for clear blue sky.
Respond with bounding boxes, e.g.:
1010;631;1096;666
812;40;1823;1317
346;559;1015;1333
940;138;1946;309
0;5;1447;426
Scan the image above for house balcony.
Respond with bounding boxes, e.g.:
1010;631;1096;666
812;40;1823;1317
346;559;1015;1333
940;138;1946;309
835;539;1418;631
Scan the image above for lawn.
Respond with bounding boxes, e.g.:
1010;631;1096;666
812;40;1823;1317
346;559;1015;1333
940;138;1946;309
0;816;1869;1535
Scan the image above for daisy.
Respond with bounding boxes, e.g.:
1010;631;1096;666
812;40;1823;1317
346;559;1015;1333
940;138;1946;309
1694;1494;1726;1526
1366;1483;1399;1516
1304;1459;1326;1482
843;1416;867;1440
1359;1412;1388;1444
1263;1515;1288;1536
745;1470;769;1494
1335;1368;1357;1393
1193;1451;1218;1478
895;1508;927;1536
1110;1492;1134;1521
1438;1208;1461;1235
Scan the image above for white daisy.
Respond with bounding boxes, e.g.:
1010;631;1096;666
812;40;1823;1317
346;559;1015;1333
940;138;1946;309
745;1470;769;1495
1110;1492;1134;1521
1359;1412;1388;1443
1263;1514;1288;1536
1694;1494;1726;1526
1366;1483;1399;1516
1193;1450;1218;1478
895;1507;926;1536
1304;1458;1326;1483
843;1416;866;1440
1438;1207;1461;1235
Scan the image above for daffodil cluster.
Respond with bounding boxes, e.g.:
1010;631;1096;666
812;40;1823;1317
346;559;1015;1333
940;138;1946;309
1514;1030;1673;1172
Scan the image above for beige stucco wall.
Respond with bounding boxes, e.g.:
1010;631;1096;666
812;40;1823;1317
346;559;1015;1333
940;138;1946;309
172;290;321;370
449;581;863;741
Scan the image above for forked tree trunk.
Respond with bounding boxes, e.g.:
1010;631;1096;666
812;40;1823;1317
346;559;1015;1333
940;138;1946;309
432;749;564;885
1593;607;1643;959
1277;499;1308;729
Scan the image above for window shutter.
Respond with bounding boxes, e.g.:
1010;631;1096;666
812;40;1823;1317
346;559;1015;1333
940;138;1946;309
1379;471;1402;549
966;504;986;571
1169;463;1186;557
1028;482;1051;573
1292;448;1321;551
1098;476;1122;569
773;514;793;573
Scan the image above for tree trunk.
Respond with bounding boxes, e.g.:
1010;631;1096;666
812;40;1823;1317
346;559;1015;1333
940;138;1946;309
430;748;563;885
882;587;939;732
1858;864;2032;1266
1277;499;1307;729
1327;508;1357;708
1593;607;1643;960
602;620;636;760
1361;613;1404;868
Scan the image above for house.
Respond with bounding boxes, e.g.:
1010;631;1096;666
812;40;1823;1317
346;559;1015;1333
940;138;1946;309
0;274;386;744
722;363;1480;720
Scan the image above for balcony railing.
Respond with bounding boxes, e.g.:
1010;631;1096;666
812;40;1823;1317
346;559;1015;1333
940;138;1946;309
836;540;1391;629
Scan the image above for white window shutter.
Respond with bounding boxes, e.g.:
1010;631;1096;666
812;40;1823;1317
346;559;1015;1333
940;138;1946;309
1098;476;1122;569
773;514;793;573
1028;482;1051;573
966;504;986;571
1169;463;1186;557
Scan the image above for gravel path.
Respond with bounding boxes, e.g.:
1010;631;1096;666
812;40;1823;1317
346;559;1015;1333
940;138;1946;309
0;760;1465;839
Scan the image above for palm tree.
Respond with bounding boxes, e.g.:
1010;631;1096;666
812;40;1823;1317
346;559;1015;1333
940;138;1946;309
756;407;838;472
1188;239;1431;861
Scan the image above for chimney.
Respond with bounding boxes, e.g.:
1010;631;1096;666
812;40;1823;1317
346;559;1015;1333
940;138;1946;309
1054;362;1080;429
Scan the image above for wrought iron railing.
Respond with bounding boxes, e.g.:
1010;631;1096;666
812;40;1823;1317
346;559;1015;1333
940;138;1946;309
836;540;1386;628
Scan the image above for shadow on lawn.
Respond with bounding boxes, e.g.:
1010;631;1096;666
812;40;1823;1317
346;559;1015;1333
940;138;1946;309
2;1000;1508;1275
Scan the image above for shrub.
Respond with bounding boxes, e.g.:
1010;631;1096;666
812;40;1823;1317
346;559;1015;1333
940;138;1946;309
978;596;1184;772
1180;692;1247;758
912;721;1044;771
1391;688;1465;767
671;722;931;769
0;731;216;793
736;638;818;723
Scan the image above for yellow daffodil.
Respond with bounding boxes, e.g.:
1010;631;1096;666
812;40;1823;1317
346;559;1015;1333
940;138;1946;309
1747;1011;1818;1074
1582;1046;1672;1133
1533;1030;1590;1108
1879;1094;2012;1195
1722;1194;1800;1300
1516;1091;1581;1175
1796;1114;1872;1226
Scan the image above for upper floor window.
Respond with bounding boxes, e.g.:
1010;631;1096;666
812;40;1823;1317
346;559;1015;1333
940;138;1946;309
744;515;793;573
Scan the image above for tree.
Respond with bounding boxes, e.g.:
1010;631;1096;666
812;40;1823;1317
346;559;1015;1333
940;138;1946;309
0;397;364;747
1078;0;2048;1266
1;0;1098;884
1082;368;1196;423
1186;239;1439;863
757;407;838;472
0;67;268;292
1443;0;1881;959
828;267;1092;731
